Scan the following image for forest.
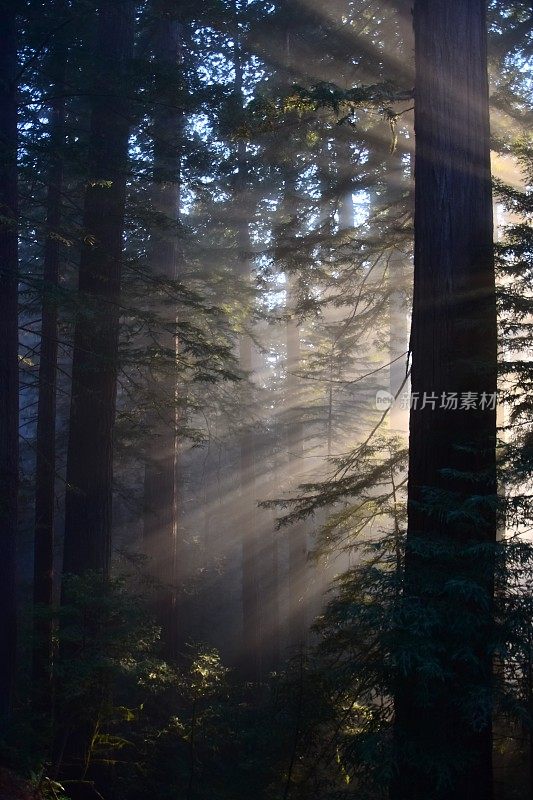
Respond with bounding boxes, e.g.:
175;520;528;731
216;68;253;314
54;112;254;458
0;0;532;798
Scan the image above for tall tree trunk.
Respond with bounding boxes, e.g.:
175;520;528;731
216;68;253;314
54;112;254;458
234;18;262;681
271;28;308;655
274;162;308;653
238;261;262;680
286;279;308;651
0;0;19;720
63;1;135;577
143;1;183;659
387;149;409;435
392;3;497;799
33;2;68;695
266;508;281;672
388;255;408;434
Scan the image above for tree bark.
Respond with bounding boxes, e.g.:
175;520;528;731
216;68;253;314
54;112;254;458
266;508;281;672
33;1;69;694
233;19;262;681
274;162;308;654
63;1;135;577
392;2;497;799
238;278;262;681
286;276;308;651
387;149;410;435
142;1;184;659
0;0;19;720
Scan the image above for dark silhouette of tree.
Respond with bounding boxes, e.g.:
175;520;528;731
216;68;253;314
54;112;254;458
393;2;497;798
63;1;136;577
0;0;19;720
142;0;184;659
32;0;69;697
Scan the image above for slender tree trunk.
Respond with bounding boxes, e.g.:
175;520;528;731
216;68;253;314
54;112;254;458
56;6;135;775
63;1;135;577
286;276;308;651
388;258;408;434
387;150;409;434
234;22;262;681
143;1;184;659
33;3;68;695
274;163;308;653
392;3;497;799
270;29;308;655
267;509;281;672
238;277;262;680
0;0;19;720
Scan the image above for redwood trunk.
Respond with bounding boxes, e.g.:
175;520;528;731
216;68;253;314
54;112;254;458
286;277;308;651
275;167;308;653
0;0;19;719
33;5;68;691
393;2;497;799
234;23;262;680
143;3;183;658
63;1;135;577
237;224;262;682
